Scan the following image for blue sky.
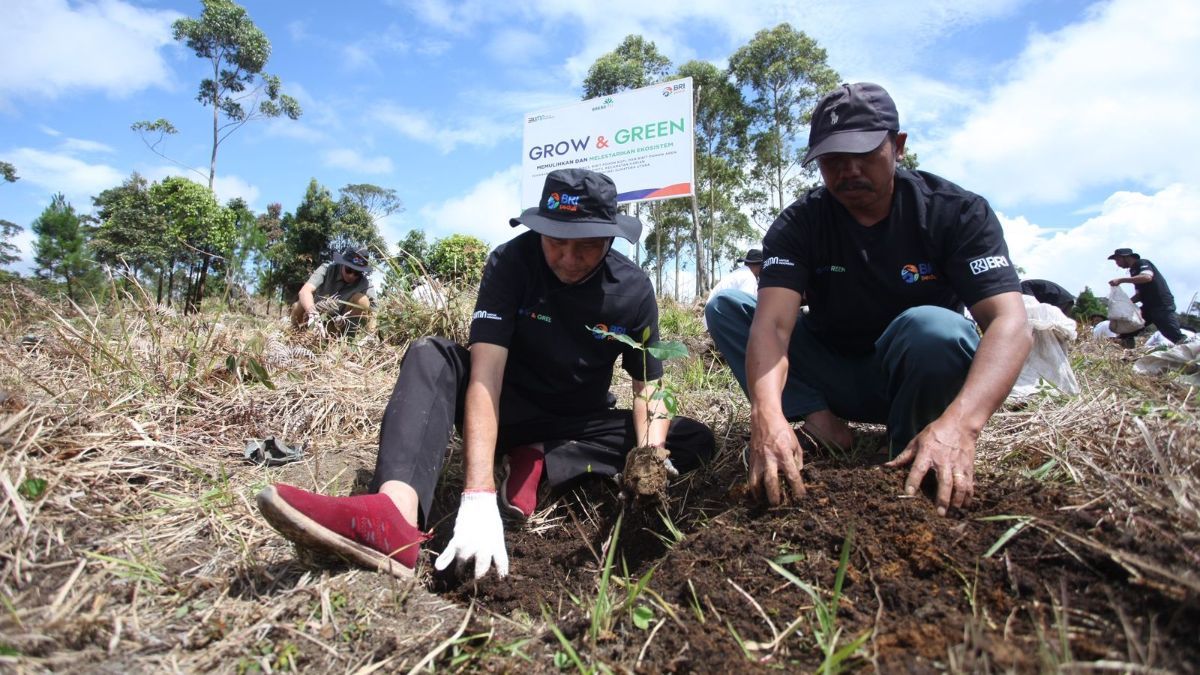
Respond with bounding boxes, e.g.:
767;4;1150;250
2;0;1198;309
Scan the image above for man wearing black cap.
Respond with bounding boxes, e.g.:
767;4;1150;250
1108;248;1184;344
707;82;1032;516
258;169;714;580
290;246;377;337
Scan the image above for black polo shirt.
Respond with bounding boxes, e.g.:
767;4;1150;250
1020;279;1075;312
469;230;663;418
1129;258;1175;309
760;168;1020;355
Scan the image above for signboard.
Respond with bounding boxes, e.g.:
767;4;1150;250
520;77;694;209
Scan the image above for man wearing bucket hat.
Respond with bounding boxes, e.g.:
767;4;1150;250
707;82;1032;516
290;246;377;337
1107;247;1185;344
258;169;714;580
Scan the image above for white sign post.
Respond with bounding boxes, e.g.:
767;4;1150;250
520;78;695;209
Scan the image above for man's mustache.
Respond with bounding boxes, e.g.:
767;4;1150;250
836;180;873;192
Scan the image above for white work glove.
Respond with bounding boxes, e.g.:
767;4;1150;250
434;490;509;579
663;456;679;477
305;312;327;337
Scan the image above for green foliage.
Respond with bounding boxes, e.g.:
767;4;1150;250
339;183;404;224
428;233;489;285
582;35;671;99
147;0;300;189
1;160;16;183
92;172;170;274
1073;285;1107;320
18;478;48;500
729;23;840;224
0;219;22;266
658;301;704;338
31;193;97;301
264;179;385;301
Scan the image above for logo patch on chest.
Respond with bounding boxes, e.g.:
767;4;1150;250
900;263;938;284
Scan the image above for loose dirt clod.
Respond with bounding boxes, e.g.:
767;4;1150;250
620;445;672;498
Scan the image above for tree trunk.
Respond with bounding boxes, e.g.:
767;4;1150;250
655;219;662;296
166;256;177;307
690;194;707;296
192;255;211;314
673;231;680;301
209;62;219;190
633;203;641;265
156;269;164;304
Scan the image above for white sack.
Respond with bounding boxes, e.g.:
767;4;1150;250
1010;296;1080;399
1133;341;1200;386
1107;286;1144;334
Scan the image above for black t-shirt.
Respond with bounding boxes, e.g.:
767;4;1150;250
760;168;1020;355
1129;258;1174;309
469;230;663;419
1020;279;1075;312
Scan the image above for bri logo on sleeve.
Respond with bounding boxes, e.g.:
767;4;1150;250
968;256;1011;276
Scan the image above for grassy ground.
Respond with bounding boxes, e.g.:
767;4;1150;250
0;287;1197;673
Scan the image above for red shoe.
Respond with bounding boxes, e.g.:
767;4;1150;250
257;484;428;578
498;445;545;521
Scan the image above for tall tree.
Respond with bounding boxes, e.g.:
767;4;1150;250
729;24;839;224
32;194;92;301
340;184;404;226
0;220;22;266
582;35;672;99
135;0;300;190
92;173;172;295
677;60;751;293
149;177;234;312
1;161;16;183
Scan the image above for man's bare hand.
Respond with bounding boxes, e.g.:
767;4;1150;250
749;414;806;505
885;418;976;516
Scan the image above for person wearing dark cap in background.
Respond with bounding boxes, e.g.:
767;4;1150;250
1020;278;1076;315
290;246;377;337
702;248;763;330
1108;248;1185;344
707;82;1031;516
258;169;714;580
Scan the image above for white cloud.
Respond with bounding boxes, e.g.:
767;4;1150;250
211;175;262;209
60;138;115;155
369;104;517;153
39;125;62;137
1001;183;1200;309
417;166;523;247
323;149;395;174
5;148;125;205
0;0;179;103
923;0;1200;208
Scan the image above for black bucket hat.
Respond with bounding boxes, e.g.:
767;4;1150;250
737;248;763;265
1107;247;1139;260
332;247;372;273
510;169;642;243
803;82;899;166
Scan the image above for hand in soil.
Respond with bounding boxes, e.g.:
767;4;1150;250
621;445;673;501
748;412;807;505
885;417;976;515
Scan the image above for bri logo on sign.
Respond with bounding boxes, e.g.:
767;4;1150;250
547;192;581;212
968;256;1010;276
900;263;938;284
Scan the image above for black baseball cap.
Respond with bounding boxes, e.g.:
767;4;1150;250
803;82;900;166
332;247;372;273
510;169;642;243
737;248;763;265
1107;247;1139;260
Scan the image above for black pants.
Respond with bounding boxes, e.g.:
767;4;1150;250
369;337;715;522
1142;305;1185;344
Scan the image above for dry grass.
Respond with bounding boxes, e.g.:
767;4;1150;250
1;284;1197;672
